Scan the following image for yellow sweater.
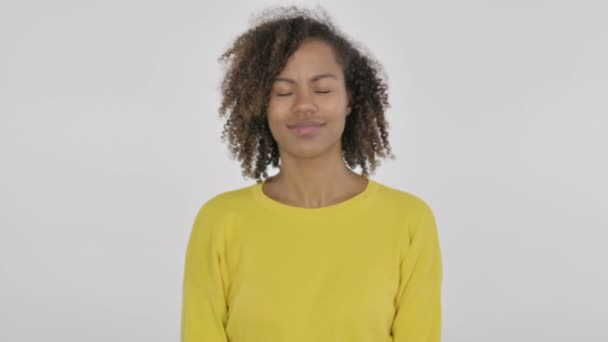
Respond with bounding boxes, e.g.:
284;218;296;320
181;177;442;342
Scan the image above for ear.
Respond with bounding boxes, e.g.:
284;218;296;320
346;91;352;115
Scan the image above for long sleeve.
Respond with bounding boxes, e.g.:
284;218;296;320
391;202;443;342
181;204;230;342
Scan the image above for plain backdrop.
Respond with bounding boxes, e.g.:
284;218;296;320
1;0;607;341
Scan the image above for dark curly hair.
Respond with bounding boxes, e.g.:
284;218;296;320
218;5;395;183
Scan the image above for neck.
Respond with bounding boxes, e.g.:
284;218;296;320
267;152;365;208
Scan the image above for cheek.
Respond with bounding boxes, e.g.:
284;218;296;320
321;100;350;120
267;99;287;115
332;118;348;136
265;112;285;140
266;109;282;127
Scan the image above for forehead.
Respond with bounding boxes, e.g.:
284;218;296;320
276;39;343;78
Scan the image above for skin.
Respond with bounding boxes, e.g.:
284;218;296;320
263;38;369;208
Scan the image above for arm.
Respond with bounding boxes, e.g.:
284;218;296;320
392;202;443;341
181;205;230;342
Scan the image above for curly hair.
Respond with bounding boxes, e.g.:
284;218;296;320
217;5;395;183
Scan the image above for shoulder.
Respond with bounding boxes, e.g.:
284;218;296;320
372;179;435;217
372;180;439;243
192;182;258;223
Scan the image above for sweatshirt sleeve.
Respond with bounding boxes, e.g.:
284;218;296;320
181;203;230;342
392;201;443;342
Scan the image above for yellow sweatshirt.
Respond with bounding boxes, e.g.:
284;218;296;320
181;177;442;342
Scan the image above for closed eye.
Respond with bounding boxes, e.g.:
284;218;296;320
276;91;331;97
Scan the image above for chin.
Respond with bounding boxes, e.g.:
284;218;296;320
281;144;325;159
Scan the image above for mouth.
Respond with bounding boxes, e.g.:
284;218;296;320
287;122;325;137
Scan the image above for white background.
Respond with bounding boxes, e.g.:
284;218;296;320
1;0;607;341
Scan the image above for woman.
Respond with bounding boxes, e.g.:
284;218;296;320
181;6;443;342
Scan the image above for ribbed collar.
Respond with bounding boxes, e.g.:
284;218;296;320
251;176;379;217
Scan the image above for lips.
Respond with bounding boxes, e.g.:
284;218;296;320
287;121;325;129
287;121;325;136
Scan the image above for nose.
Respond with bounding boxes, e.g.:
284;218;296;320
293;88;318;115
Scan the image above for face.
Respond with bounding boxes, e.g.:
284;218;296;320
267;39;351;160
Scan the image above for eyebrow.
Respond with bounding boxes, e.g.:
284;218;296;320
274;73;338;84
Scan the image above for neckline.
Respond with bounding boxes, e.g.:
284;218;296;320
252;176;378;217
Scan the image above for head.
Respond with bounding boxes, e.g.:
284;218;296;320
267;38;351;162
218;6;395;182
